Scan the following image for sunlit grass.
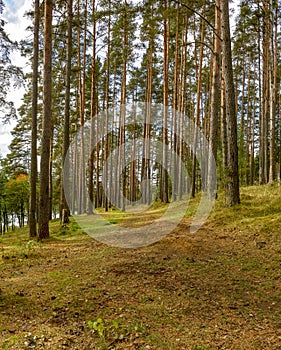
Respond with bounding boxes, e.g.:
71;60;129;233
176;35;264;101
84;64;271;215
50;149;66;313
207;183;281;235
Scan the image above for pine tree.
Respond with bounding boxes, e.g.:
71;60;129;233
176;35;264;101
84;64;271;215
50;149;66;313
60;0;73;224
207;0;220;199
221;0;240;206
38;0;53;240
29;0;40;238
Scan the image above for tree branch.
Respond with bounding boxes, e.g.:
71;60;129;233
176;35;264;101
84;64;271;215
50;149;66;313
170;0;222;41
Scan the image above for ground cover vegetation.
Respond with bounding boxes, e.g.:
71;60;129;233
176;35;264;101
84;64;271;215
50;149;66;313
0;184;281;349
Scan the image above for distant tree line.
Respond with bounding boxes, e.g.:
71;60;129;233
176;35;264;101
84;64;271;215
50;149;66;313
0;170;29;233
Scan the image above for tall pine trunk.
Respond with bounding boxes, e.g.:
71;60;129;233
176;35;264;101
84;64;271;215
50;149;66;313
207;0;221;199
118;0;128;212
221;0;240;206
29;0;39;238
161;0;169;204
77;0;87;214
269;2;277;183
103;1;111;212
141;9;153;205
191;11;205;198
260;0;270;184
38;0;53;240
88;0;97;214
172;4;179;202
61;0;73;223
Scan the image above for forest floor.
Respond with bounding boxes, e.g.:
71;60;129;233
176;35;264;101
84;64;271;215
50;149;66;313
1;184;281;350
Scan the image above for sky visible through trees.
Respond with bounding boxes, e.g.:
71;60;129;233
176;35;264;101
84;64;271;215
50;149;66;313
0;0;239;154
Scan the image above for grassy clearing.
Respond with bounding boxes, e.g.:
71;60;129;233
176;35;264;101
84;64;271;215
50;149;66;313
0;184;281;349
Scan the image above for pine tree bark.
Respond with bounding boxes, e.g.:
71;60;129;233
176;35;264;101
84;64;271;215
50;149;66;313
172;4;179;202
38;0;53;240
221;60;228;194
141;5;153;205
191;11;205;198
260;0;270;184
245;58;251;186
61;0;72;223
118;0;128;212
88;0;97;215
269;2;277;183
29;0;39;238
178;17;188;199
221;0;240;206
207;0;221;199
49;130;53;221
103;1;111;212
161;0;169;204
77;0;87;214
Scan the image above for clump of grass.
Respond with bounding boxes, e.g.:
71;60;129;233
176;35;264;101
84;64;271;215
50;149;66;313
2;335;21;350
206;183;281;235
19;240;42;258
87;317;148;348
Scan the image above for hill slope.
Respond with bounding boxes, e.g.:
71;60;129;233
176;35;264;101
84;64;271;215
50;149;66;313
1;184;281;349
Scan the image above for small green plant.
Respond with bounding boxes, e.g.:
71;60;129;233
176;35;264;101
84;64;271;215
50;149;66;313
20;240;41;258
140;295;153;303
88;318;106;340
194;345;211;350
25;240;40;251
2;335;21;350
88;317;128;344
59;225;69;235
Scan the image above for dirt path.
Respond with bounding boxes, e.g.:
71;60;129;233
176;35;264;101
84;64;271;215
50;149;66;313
1;214;281;349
